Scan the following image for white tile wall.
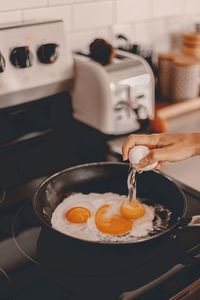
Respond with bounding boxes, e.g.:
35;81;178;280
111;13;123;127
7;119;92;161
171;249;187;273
185;0;200;14
73;1;113;31
0;11;21;25
0;0;47;11
116;0;152;23
0;0;200;55
69;27;110;50
111;24;135;46
167;17;185;51
22;5;72;32
151;19;171;53
49;0;89;4
152;0;184;18
134;21;153;45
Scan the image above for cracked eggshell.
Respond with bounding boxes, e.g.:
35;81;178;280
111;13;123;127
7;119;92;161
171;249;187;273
129;146;158;171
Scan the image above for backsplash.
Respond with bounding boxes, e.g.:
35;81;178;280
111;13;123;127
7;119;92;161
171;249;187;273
1;0;200;55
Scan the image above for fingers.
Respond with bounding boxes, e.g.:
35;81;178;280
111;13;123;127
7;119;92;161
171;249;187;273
154;161;166;170
139;149;161;166
122;133;197;166
139;144;187;167
122;134;160;161
135;160;166;170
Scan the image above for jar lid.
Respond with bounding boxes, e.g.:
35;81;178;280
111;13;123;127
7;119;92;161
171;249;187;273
182;45;200;58
183;33;200;45
172;54;199;67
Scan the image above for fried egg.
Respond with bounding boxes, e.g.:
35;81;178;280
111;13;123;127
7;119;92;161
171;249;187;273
66;207;91;223
95;204;133;235
51;192;156;243
120;200;145;219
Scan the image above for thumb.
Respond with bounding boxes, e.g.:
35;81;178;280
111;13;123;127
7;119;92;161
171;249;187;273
139;149;167;166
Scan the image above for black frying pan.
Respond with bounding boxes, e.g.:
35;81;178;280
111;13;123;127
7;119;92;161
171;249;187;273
33;162;200;296
33;162;200;277
33;162;190;245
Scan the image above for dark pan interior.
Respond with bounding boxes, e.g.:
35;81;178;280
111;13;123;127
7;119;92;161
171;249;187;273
33;162;186;232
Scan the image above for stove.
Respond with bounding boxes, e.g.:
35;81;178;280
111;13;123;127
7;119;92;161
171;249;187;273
0;176;200;300
1;20;200;300
0;20;73;109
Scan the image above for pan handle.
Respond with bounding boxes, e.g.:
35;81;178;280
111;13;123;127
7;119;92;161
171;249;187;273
187;215;200;227
178;215;200;230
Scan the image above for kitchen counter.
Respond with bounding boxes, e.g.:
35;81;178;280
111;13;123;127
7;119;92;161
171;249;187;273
107;109;200;191
161;109;200;191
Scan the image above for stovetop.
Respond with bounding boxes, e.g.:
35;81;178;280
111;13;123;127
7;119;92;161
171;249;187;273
0;176;200;300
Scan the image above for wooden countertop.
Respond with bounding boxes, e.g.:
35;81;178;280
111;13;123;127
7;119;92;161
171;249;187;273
156;97;200;119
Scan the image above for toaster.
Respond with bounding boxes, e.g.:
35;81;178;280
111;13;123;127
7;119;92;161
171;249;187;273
72;50;155;135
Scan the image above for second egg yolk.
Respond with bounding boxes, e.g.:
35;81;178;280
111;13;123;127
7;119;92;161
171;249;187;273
65;207;91;223
120;200;145;219
95;204;133;235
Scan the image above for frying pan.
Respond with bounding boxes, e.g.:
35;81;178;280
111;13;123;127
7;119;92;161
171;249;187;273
33;161;199;245
33;162;200;299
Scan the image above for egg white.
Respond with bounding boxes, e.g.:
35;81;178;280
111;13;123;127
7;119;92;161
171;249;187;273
51;192;156;242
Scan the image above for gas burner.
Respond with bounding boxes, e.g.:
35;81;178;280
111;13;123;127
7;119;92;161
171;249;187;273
0;176;200;300
0;266;15;300
12;200;41;264
10;196;199;300
0;188;6;206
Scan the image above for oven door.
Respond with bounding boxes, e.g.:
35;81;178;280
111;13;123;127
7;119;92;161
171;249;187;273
0;92;77;188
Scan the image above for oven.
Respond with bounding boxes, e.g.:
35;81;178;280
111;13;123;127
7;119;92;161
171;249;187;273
1;21;200;300
0;20;76;189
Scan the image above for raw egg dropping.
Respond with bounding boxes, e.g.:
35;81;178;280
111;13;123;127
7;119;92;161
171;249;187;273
95;204;133;235
66;207;91;223
120;200;145;219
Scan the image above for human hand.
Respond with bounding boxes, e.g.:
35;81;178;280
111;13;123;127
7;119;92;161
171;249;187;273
122;133;200;169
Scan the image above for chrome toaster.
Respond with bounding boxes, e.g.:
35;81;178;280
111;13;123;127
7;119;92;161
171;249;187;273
72;50;155;135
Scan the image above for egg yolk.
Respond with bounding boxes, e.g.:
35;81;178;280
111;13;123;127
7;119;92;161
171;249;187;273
65;207;91;223
120;200;145;219
95;204;133;235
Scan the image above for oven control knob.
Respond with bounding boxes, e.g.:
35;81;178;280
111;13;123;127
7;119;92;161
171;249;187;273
37;43;59;64
0;53;5;72
10;46;32;68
